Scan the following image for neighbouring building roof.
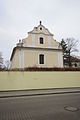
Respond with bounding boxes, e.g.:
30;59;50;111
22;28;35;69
65;56;80;62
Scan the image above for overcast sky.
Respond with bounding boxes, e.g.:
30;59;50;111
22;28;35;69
0;0;80;61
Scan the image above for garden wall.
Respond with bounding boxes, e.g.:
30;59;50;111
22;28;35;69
0;71;80;91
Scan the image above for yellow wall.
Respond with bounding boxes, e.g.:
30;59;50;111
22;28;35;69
24;50;60;68
22;24;62;49
23;33;60;48
35;34;48;48
11;48;63;69
24;51;38;67
11;49;19;69
0;72;80;91
46;53;58;67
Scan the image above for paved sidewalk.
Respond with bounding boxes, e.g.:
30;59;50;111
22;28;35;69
0;87;80;98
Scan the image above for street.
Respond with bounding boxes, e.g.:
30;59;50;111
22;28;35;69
0;93;80;120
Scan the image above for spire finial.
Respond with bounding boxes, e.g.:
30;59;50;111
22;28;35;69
40;21;42;25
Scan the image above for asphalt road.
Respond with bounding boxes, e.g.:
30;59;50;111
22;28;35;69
0;93;80;120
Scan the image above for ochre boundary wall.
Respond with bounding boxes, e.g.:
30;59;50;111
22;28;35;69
0;71;80;91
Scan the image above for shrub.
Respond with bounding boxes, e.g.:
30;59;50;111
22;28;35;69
0;67;80;71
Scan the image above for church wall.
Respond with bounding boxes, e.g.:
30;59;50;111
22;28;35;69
35;34;48;48
23;49;63;68
26;34;32;45
23;34;60;49
11;50;19;69
11;49;63;69
11;22;63;69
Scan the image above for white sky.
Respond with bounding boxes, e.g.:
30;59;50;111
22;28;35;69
0;0;80;60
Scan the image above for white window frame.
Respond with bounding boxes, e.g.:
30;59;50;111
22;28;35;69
38;53;46;65
38;37;45;45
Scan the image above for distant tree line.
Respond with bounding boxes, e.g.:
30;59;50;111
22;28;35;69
0;52;3;69
0;52;11;70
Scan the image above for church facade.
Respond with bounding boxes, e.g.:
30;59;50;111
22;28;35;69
10;21;63;69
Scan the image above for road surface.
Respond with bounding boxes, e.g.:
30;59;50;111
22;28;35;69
0;93;80;120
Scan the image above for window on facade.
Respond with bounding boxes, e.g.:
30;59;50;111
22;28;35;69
74;63;77;67
39;54;44;64
40;27;42;30
40;37;44;44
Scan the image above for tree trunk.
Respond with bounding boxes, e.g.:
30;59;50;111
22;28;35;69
69;52;71;67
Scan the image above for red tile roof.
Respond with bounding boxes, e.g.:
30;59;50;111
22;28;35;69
65;56;80;62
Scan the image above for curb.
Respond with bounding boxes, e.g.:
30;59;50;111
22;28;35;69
0;91;80;99
0;87;80;92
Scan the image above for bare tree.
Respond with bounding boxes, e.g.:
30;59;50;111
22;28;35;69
5;60;11;70
61;38;79;67
0;52;4;69
65;38;78;53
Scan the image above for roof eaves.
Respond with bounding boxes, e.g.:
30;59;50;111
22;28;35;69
10;47;17;61
16;46;63;51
